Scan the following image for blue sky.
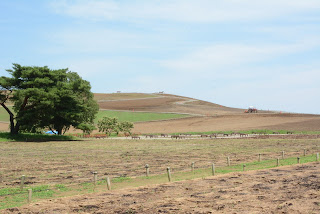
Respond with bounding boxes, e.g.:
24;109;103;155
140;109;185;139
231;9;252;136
1;0;320;114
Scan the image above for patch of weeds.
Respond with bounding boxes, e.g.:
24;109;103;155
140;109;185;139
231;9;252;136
112;176;131;183
0;187;24;196
80;182;93;190
55;184;68;192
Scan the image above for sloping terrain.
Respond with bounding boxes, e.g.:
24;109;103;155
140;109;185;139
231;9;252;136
133;113;320;133
0;92;319;133
5;162;320;214
95;93;245;116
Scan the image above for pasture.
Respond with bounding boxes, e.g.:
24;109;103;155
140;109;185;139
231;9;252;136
0;137;319;210
95;110;190;123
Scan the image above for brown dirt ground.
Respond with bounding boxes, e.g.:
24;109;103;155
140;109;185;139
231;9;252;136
1;138;319;187
1;93;319;134
133;113;320;134
94;93;158;101
5;162;320;214
96;93;244;116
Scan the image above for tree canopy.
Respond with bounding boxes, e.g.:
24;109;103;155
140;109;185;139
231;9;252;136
0;64;99;135
97;116;134;136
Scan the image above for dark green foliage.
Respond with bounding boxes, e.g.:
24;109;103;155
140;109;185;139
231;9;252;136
0;64;98;135
77;123;96;135
118;121;134;135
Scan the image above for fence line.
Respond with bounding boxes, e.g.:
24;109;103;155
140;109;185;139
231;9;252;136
1;149;319;190
0;150;319;202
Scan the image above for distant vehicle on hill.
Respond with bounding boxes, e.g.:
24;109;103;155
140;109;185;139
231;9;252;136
245;106;258;113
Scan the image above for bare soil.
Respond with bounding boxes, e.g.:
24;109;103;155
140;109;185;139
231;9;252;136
5;162;320;214
0;138;319;187
94;93;158;101
133;113;320;134
97;93;244;116
1;93;319;134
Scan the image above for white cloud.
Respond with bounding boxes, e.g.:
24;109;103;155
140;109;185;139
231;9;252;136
161;40;320;75
50;0;320;23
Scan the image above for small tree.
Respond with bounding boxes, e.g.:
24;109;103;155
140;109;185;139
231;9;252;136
97;117;119;136
118;121;134;135
77;123;96;135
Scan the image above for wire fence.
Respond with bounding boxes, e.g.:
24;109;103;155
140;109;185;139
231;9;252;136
0;150;319;208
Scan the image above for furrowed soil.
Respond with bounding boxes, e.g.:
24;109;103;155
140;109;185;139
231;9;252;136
133;113;320;134
0;138;319;187
5;162;320;214
1;93;319;133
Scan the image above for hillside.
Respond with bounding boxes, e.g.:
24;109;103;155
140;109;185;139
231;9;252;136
0;92;319;133
94;93;245;116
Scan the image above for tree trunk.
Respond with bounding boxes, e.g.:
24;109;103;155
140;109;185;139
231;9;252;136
0;103;18;135
57;128;62;135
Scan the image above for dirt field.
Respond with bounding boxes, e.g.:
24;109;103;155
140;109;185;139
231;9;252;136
133;113;320;134
94;93;158;101
1;93;319;134
96;93;244;115
0;138;319;187
5;162;320;214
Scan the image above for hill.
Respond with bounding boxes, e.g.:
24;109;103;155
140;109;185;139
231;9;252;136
94;93;245;116
0;92;319;133
94;92;320;134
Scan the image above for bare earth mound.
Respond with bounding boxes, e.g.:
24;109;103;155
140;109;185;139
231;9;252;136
6;162;320;214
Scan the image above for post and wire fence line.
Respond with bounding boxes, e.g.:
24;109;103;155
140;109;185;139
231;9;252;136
0;150;319;206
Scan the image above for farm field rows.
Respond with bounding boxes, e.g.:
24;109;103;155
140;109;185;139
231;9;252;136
133;113;320;133
1;138;319;188
8;162;319;213
94;93;159;101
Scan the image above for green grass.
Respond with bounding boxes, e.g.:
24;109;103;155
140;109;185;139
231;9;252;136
0;106;12;122
0;154;318;210
0;132;75;142
95;110;190;123
0;107;189;124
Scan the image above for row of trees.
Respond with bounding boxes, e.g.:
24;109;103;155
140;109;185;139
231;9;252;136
0;64;99;135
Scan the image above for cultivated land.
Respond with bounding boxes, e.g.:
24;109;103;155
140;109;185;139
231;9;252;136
1;92;320;133
1;92;320;212
6;163;319;214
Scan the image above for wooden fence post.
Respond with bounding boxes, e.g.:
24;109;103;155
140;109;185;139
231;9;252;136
243;164;246;171
297;157;300;164
20;175;25;191
304;149;306;156
316;153;319;162
211;163;215;176
167;167;172;182
145;164;150;177
277;158;280;167
191;162;195;173
93;172;97;186
258;154;261;162
28;189;32;203
227;157;230;166
106;177;111;190
282;151;285;159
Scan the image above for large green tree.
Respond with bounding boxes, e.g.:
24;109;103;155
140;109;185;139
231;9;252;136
0;64;99;135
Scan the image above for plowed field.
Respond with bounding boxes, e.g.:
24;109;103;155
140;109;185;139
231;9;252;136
133;113;320;134
5;163;320;214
